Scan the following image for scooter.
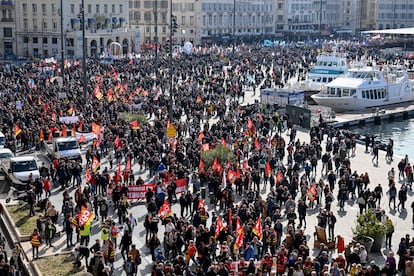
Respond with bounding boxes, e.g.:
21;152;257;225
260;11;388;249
5;186;28;203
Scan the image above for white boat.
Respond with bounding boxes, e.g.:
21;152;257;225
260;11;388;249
311;65;414;111
304;53;348;91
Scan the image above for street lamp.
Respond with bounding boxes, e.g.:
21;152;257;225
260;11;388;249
60;0;64;84
169;0;173;121
232;0;236;55
81;0;87;103
154;0;158;71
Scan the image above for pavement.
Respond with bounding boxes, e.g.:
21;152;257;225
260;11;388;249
0;86;413;275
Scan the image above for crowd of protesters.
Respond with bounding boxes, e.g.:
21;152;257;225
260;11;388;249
0;39;414;276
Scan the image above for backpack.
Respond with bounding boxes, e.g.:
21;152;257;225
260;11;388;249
125;261;135;273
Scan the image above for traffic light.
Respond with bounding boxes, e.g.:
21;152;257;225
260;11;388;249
171;15;178;33
164;40;170;53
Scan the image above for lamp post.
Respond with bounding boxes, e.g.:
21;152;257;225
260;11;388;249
232;0;236;55
169;0;173;121
60;0;64;84
154;0;158;71
81;0;87;103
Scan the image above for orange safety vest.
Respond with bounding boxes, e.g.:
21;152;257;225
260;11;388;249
31;233;41;247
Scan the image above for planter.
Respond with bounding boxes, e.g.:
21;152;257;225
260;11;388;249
352;236;374;253
370;232;385;252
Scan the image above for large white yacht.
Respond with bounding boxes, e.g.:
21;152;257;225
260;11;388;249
311;65;414;111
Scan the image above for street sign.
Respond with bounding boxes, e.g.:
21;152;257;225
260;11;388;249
167;124;176;138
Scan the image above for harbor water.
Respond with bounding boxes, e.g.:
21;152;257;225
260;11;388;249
349;118;414;159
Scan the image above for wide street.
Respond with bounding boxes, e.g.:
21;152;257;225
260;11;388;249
1;85;414;275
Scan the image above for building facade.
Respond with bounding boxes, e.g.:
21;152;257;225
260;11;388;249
375;0;414;30
0;0;16;59
129;0;169;46
12;0;138;60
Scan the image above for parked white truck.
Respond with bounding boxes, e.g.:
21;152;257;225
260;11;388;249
43;137;82;162
1;156;40;188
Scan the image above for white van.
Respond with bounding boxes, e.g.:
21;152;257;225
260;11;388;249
0;131;5;148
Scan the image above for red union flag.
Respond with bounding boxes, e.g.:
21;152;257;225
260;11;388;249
91;122;101;135
307;184;317;201
247;117;254;130
265;162;272;177
227;169;235;183
201;143;209;152
199;159;205;172
252;216;263;239
234;227;244;250
159;201;172;220
215;216;224;238
126;156;131;171
198;197;205;210
77;206;95;227
86;167;92;183
197;131;204;142
114;135;121;148
92;156;100;172
78;134;86;144
130;120;140;130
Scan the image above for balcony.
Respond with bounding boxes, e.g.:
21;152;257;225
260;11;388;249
0;1;14;6
1;17;14;22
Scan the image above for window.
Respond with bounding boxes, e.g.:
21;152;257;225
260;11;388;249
119;4;123;13
33;19;38;31
42;3;46;14
32;3;37;13
144;12;151;22
51;4;56;13
190;16;194;26
33;37;38;43
134;2;140;9
112;4;115;13
70;4;75;14
134;12;141;21
23;19;28;29
144;1;152;9
52;20;57;30
96;4;100;14
3;28;12;37
52;37;58;44
88;4;92;14
104;4;108;14
43;37;48;44
23;3;27;14
161;1;168;9
23;37;29;43
182;16;185;25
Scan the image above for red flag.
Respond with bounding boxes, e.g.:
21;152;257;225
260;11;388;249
235;167;241;179
258;113;263;122
92;156;100;172
198;197;205;209
159;201;173;219
221;137;227;147
211;158;222;173
78;134;86;143
252;216;263;239
79;120;83;132
91;122;101;135
48;129;53;141
114;136;120;148
201;143;210;152
68;107;74;115
215;216;224;238
307;184;317;201
130;120;140;130
276;171;283;185
38;96;42;105
234;227;244;249
247;118;254;130
242;160;248;170
77;206;95;227
197;131;204;142
86;167;92;183
107;88;114;103
196;95;202;103
199;159;205;172
72;124;76;137
227;169;235;183
228;208;232;228
51;112;56;121
236;217;242;234
126;156;131;171
39;129;44;141
254;139;260;150
93;85;103;100
265;162;272;177
61;125;67;137
14;125;22;138
128;59;133;65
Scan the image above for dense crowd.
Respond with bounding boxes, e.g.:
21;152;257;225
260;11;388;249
0;40;413;276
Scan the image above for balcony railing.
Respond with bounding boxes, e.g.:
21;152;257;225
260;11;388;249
0;1;14;6
1;18;14;22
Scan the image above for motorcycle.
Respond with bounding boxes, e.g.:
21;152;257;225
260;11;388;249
5;186;28;203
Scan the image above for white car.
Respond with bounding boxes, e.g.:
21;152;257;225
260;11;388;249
0;148;13;161
1;156;40;186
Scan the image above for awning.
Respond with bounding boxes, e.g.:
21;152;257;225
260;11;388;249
105;18;111;23
119;17;126;23
70;18;79;24
112;17;118;23
87;18;96;24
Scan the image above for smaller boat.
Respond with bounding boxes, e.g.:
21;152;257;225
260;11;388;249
311;65;414;111
305;52;348;91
